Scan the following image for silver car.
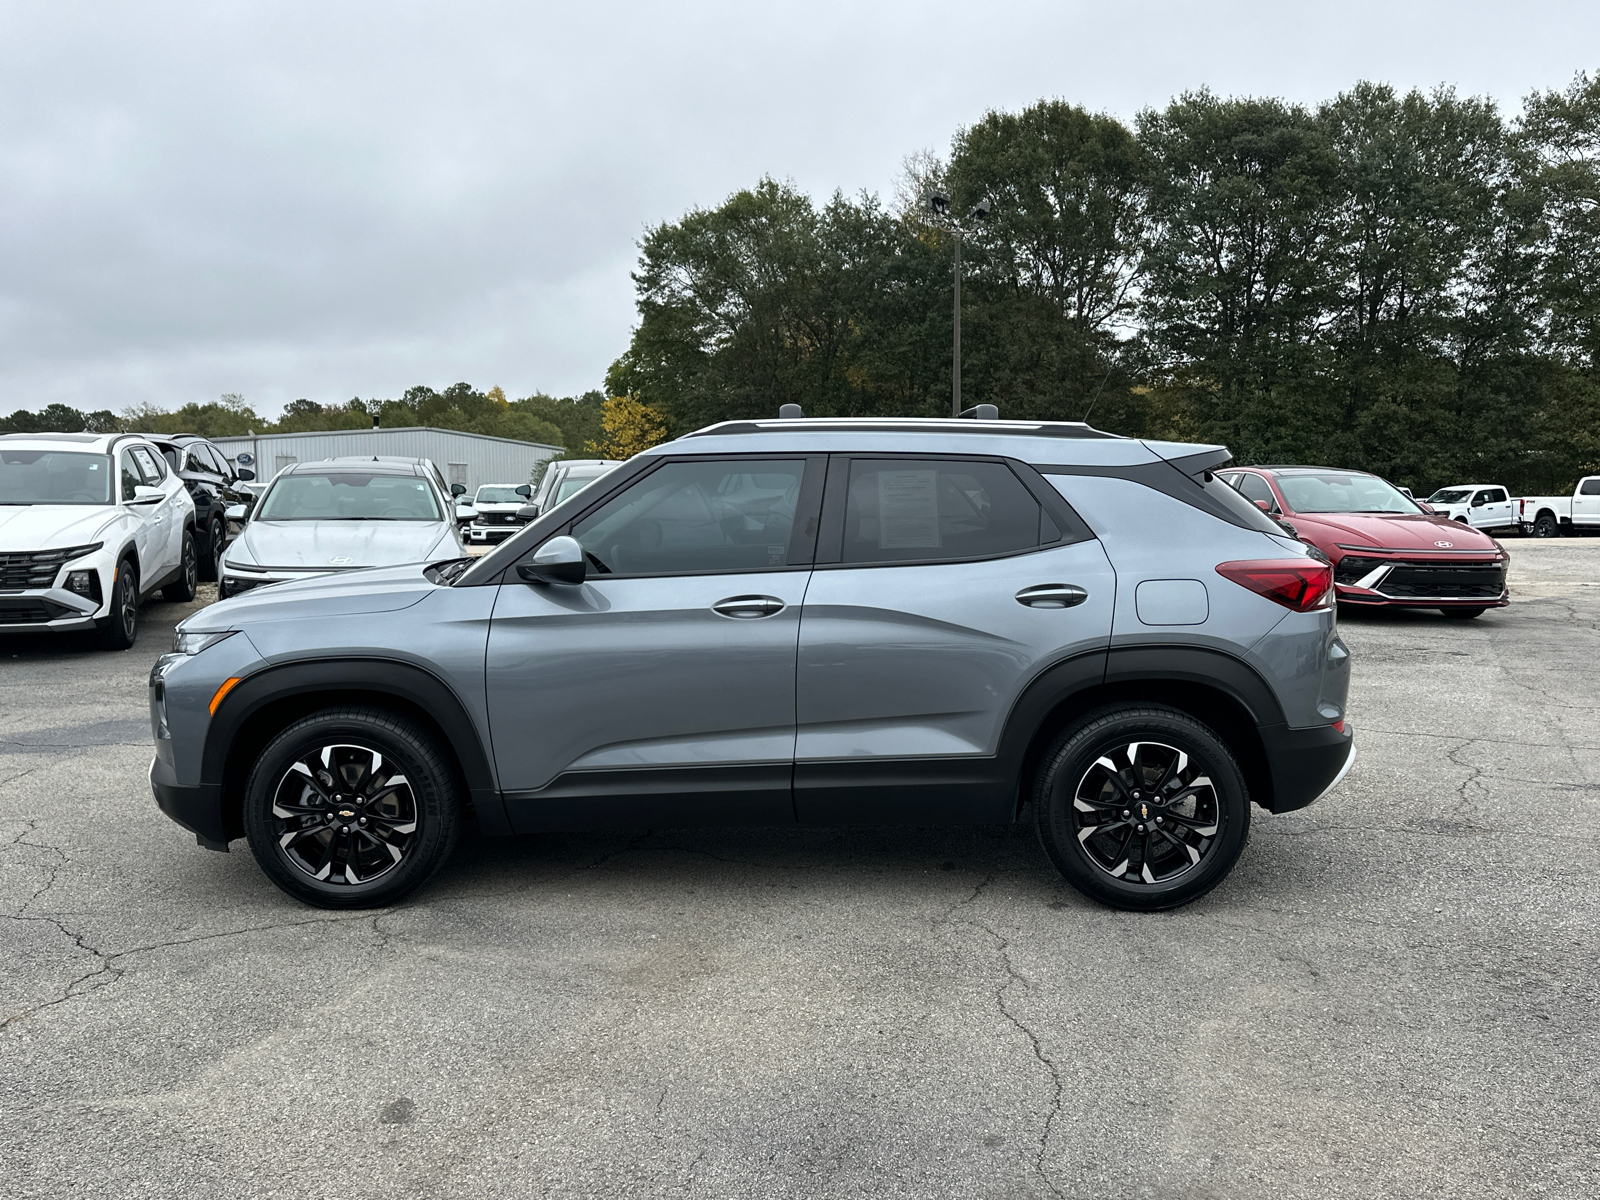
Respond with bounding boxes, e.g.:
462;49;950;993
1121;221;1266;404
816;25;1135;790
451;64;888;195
217;459;463;598
151;414;1353;911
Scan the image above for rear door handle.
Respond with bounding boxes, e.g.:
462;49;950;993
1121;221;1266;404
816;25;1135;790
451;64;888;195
1015;583;1089;609
712;595;786;619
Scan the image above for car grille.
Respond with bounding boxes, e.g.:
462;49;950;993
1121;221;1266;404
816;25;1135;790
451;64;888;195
1378;563;1506;600
0;544;101;589
0;597;75;624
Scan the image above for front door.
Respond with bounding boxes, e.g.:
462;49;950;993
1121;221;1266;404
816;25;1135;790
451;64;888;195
486;455;823;831
1472;488;1512;529
1573;478;1600;528
118;449;161;586
794;456;1116;825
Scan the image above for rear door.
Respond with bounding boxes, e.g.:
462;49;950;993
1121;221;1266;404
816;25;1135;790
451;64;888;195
129;445;186;577
1482;487;1513;528
485;455;824;831
794;455;1115;825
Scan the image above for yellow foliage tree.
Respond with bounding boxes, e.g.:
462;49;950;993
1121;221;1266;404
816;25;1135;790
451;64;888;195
585;395;669;459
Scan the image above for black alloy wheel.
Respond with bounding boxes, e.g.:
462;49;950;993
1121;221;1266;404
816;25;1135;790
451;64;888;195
162;529;198;602
1036;705;1250;911
201;517;226;582
1532;512;1560;538
95;558;138;650
1441;606;1488;619
244;708;459;908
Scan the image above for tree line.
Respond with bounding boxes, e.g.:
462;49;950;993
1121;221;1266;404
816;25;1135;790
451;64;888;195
1;386;608;458
606;75;1600;494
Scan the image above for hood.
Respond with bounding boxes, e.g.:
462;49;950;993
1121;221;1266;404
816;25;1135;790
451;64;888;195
1293;511;1500;553
188;562;441;628
472;501;523;514
231;520;453;569
0;505;118;549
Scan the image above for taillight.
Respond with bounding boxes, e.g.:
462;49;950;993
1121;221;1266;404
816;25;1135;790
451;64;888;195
1215;559;1333;612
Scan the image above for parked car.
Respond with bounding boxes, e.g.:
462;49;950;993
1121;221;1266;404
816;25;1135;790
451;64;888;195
465;482;534;545
1514;476;1600;537
1;431;197;648
217;459;464;598
1424;484;1517;533
525;459;620;518
1219;465;1508;619
152;414;1353;913
146;433;258;581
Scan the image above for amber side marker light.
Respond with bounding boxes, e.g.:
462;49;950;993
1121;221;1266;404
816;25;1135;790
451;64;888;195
209;677;243;715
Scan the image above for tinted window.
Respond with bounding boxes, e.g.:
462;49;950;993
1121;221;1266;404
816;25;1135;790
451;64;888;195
840;459;1040;565
257;473;442;521
572;459;806;575
1580;478;1600;496
1487;488;1507;503
119;451;142;501
158;446;180;471
1234;473;1278;510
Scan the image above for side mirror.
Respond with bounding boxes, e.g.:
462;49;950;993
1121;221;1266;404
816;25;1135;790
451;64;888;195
225;503;248;522
130;485;164;505
516;484;532;498
515;503;540;521
516;535;585;586
455;503;476;521
1417;502;1436;514
451;482;467;496
1253;499;1271;512
235;468;256;481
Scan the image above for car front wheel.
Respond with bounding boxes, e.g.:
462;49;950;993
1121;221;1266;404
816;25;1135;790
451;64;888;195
95;558;138;650
1035;704;1250;911
243;707;460;908
201;517;226;582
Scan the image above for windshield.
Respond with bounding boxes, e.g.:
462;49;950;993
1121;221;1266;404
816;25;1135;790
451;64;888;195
475;486;524;504
256;473;442;521
555;476;597;504
1278;472;1420;514
0;450;113;505
1427;488;1474;504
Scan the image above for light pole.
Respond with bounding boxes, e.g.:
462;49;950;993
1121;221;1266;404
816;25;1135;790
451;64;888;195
925;192;992;417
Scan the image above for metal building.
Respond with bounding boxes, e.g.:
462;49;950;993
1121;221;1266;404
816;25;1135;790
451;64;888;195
210;426;563;493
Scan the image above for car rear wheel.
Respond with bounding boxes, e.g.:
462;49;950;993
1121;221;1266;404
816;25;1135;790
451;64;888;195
162;530;198;602
1035;704;1250;912
200;517;226;582
1532;513;1560;538
95;558;138;650
243;708;460;909
1441;606;1488;619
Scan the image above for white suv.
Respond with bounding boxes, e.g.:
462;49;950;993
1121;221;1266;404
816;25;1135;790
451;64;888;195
0;432;198;649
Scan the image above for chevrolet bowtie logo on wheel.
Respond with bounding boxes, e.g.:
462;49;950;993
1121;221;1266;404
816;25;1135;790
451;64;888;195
1139;803;1149;820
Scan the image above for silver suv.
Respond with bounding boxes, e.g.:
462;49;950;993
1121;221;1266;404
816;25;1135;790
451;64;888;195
149;416;1354;911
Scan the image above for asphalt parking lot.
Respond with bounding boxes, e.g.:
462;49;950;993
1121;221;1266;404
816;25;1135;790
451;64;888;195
3;542;1597;1199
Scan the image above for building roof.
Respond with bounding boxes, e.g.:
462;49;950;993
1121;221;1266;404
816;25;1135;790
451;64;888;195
208;425;561;452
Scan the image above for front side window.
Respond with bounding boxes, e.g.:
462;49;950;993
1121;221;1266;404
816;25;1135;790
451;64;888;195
120;450;142;501
1276;471;1419;515
840;459;1041;565
572;459;806;575
0;449;113;506
256;473;443;521
1234;473;1278;511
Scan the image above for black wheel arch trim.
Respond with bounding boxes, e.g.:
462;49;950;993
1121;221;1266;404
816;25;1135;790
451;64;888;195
201;657;506;840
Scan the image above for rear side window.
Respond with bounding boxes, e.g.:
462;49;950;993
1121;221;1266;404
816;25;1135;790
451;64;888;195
840;459;1041;565
1580;479;1600;496
1197;474;1286;534
130;446;166;485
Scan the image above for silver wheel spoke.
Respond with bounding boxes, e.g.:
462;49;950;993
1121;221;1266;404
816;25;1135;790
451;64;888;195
1072;739;1217;885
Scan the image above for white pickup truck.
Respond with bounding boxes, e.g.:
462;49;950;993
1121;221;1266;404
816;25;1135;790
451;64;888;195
1515;476;1600;537
1424;484;1517;531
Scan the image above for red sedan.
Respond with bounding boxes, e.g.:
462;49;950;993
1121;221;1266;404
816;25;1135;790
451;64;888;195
1218;466;1509;619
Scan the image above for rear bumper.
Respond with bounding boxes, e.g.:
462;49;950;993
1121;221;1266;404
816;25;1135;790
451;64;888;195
1260;720;1355;813
150;754;229;849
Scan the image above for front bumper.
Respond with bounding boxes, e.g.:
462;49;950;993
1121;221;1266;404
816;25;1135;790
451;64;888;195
1260;720;1355;813
467;523;524;543
0;585;105;633
150;752;229;849
1333;555;1509;609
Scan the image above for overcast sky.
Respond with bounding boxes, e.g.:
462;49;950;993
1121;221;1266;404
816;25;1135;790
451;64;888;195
2;2;1596;419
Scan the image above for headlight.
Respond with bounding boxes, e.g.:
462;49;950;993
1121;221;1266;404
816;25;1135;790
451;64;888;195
173;629;239;655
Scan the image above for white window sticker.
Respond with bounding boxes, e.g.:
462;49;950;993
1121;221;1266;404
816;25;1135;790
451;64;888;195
877;470;941;549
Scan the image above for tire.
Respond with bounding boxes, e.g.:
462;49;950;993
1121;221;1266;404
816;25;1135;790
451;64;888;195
243;707;460;909
1035;704;1250;912
1441;606;1487;619
200;518;226;582
162;529;198;602
95;558;139;650
1532;512;1559;538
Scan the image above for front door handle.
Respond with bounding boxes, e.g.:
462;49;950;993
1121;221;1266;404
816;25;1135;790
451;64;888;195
1015;583;1089;609
712;595;786;619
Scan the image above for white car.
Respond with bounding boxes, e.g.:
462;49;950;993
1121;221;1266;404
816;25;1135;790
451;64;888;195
219;458;464;598
1424;484;1517;531
527;459;621;517
466;482;534;544
1514;476;1600;537
0;431;198;648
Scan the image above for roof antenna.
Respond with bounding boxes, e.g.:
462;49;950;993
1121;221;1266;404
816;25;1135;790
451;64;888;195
958;404;999;420
778;403;804;419
1080;366;1114;423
